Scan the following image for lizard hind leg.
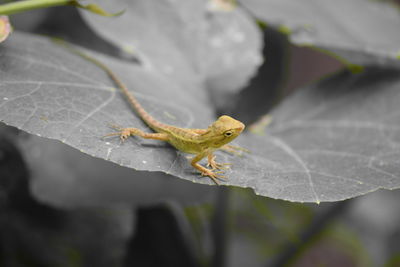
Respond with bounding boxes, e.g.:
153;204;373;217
103;126;169;143
220;144;250;156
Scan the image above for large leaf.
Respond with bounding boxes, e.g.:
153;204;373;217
79;0;263;93
1;33;400;203
239;0;400;68
256;69;400;202
0;32;214;169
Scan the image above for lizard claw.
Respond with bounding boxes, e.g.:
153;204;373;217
102;123;124;139
102;131;127;143
102;126;131;144
102;132;121;139
200;169;226;185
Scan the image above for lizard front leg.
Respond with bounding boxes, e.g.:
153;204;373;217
220;144;250;156
191;151;225;185
207;153;231;170
105;126;169;142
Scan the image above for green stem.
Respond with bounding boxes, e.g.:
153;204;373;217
0;0;74;15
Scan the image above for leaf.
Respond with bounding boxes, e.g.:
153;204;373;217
244;69;400;203
1;32;400;203
239;0;400;68
71;1;124;17
79;0;263;93
0;32;214;172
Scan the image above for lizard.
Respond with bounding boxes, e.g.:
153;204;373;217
69;46;246;185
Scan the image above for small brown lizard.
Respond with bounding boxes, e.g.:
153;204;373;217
76;50;245;184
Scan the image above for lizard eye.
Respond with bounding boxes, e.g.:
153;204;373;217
224;130;233;137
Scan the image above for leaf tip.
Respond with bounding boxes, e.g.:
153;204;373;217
73;1;125;17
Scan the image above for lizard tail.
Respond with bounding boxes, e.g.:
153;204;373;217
103;64;167;132
63;44;166;132
92;59;158;127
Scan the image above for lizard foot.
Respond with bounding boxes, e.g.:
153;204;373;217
103;124;132;143
207;155;231;170
200;169;226;185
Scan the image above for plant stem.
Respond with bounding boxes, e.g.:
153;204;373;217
211;187;230;267
0;0;73;15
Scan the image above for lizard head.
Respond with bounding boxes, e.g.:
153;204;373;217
205;115;245;148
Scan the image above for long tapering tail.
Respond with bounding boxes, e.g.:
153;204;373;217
56;40;165;132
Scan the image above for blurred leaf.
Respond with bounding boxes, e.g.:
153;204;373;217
229;188;311;262
79;0;263;93
385;254;400;267
0;135;132;267
228;27;292;123
239;0;400;68
292;224;372;267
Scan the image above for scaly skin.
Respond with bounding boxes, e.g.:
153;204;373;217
80;52;245;184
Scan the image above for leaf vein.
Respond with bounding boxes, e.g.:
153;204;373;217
62;90;116;142
269;136;320;203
